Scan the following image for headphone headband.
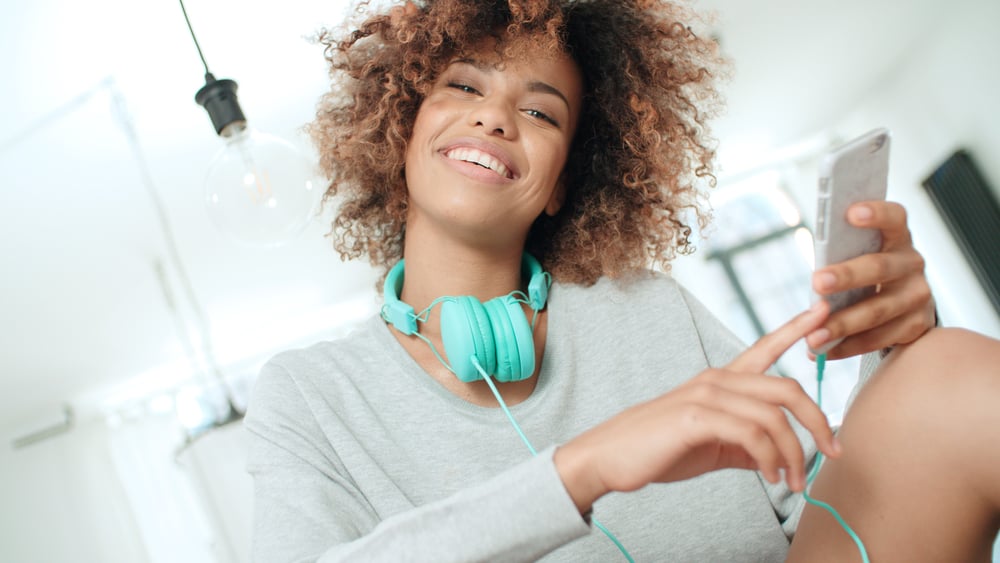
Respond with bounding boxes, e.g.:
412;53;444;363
382;260;417;334
381;253;549;334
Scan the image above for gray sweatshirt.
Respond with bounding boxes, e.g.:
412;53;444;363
245;272;822;562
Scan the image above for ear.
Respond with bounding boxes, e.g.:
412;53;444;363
544;174;567;216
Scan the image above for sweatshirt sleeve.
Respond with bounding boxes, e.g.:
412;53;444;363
244;362;590;563
675;284;748;368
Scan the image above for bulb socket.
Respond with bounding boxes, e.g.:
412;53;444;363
195;74;247;136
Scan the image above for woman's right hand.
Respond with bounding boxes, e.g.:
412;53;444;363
554;301;842;514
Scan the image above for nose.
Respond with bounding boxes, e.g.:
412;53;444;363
469;99;516;138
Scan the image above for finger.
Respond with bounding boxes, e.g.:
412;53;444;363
685;381;814;489
679;404;794;487
812;248;925;296
846;201;911;246
817;307;932;360
714;373;839;463
807;278;933;353
728;302;829;374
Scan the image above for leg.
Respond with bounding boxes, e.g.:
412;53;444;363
788;327;1000;562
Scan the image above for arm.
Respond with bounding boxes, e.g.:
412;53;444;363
553;301;842;516
245;364;590;563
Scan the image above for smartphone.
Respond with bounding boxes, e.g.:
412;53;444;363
812;128;891;352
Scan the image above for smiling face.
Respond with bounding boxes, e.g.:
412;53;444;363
403;41;584;250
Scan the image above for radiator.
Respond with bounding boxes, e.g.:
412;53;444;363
922;149;1000;315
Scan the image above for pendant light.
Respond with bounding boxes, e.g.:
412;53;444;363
180;0;318;246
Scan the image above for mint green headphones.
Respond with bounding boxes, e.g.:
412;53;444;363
381;253;550;383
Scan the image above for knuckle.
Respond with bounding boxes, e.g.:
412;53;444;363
690;382;719;403
698;368;724;384
777;376;801;392
909;282;932;308
903;315;929;342
867;300;892;326
742;423;768;444
830;264;854;287
762;408;787;429
917;280;932;302
871;253;892;280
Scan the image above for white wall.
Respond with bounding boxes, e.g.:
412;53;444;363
0;419;148;563
0;408;258;563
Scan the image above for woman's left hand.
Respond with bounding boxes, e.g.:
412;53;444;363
805;201;936;360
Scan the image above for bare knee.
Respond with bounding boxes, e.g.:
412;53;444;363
882;327;1000;382
845;326;1000;514
851;326;1000;440
852;328;1000;410
792;328;1000;561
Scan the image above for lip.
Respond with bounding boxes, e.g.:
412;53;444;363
438;137;521;181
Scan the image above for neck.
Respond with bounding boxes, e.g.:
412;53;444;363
398;241;528;316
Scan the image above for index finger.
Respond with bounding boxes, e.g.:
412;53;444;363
728;301;830;374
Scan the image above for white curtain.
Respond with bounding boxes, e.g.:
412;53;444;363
106;412;225;563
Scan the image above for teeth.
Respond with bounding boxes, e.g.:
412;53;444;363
445;148;511;179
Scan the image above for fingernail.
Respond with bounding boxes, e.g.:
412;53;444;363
851;205;873;223
810;328;831;344
816;272;837;291
832;436;843;455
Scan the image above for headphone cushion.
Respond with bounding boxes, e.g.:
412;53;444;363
441;297;495;382
485;296;535;382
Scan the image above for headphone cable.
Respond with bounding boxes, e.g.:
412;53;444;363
802;354;870;562
473;358;636;562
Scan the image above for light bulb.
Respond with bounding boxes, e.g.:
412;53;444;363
204;122;318;246
196;75;319;247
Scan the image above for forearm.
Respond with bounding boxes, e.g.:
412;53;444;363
253;445;591;563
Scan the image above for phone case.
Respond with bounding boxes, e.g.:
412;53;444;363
814;128;891;316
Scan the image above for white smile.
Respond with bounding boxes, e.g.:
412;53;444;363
444;147;513;179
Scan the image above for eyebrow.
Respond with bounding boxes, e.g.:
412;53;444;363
453;58;571;110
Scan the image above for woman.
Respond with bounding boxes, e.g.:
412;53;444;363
245;1;1000;561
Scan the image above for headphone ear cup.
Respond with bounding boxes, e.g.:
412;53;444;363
441;297;496;382
484;296;535;382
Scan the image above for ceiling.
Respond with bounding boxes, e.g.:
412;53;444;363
0;0;967;434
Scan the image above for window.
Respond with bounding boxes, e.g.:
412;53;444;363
699;170;860;424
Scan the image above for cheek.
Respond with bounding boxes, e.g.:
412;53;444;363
406;103;448;165
532;140;572;185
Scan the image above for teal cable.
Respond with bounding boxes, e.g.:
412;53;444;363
474;359;636;563
803;353;870;563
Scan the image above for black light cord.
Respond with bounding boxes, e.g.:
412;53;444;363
178;0;212;79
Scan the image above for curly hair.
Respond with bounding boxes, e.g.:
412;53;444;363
309;0;727;285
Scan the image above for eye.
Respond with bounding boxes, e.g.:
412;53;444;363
447;82;480;95
524;109;559;127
